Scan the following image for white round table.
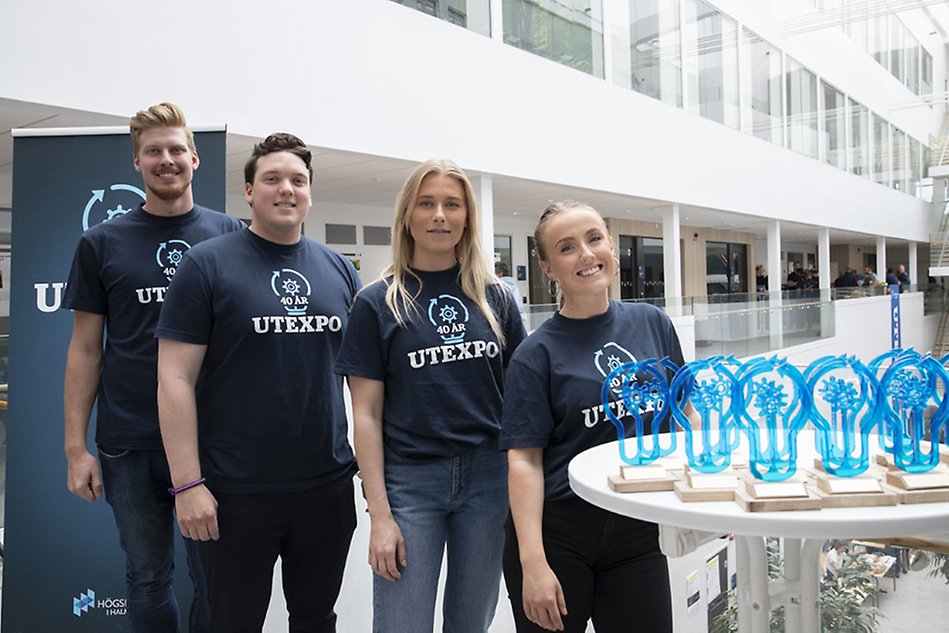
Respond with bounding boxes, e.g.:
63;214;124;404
568;439;949;633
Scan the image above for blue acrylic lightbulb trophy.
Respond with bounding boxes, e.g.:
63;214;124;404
879;352;949;473
669;355;741;473
805;355;881;478
868;347;921;455
601;357;678;466
734;356;810;481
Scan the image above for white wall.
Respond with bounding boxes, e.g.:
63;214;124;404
0;0;935;243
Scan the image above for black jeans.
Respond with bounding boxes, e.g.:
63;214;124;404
200;477;356;633
503;495;672;633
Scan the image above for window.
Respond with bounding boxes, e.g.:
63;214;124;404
744;28;783;147
682;0;739;129
504;0;604;77
627;0;682;107
786;57;818;159
822;81;846;170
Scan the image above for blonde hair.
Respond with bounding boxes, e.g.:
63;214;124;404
533;200;612;307
128;102;196;156
382;159;507;345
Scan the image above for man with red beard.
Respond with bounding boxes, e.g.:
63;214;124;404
63;102;243;633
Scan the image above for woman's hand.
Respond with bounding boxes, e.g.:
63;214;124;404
522;559;567;631
368;513;407;581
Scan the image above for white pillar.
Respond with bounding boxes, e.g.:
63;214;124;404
767;220;782;295
489;0;503;42
767;220;783;351
818;228;831;295
663;204;682;307
877;236;887;279
908;241;918;284
473;175;495;264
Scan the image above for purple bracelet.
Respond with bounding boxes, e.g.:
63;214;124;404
168;477;206;496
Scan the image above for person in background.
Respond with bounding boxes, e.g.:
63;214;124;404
63;102;243;633
501;200;688;633
336;159;527;632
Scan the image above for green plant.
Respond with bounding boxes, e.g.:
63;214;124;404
819;558;880;633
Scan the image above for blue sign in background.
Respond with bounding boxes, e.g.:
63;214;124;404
4;129;225;632
890;284;901;349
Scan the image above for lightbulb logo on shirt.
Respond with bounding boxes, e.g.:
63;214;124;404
406;293;499;368
271;268;311;315
156;239;192;282
428;294;469;344
594;341;637;396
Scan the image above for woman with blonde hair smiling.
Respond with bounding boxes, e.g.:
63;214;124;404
335;159;526;632
500;201;683;632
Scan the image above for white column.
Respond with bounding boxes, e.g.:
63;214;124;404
908;241;918;284
489;0;503;42
877;236;887;279
767;220;782;295
818;228;831;295
473;175;495;263
663;204;682;307
767;220;783;351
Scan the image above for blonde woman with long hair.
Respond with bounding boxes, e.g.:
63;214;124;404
335;159;527;632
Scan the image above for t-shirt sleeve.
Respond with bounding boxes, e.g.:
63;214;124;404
500;354;554;449
154;254;213;345
334;292;386;380
62;235;106;314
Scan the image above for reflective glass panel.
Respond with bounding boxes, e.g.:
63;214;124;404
822;81;846;170
503;0;604;77
786;57;818;159
744;28;783;147
848;98;869;178
627;0;682;107
682;0;739;129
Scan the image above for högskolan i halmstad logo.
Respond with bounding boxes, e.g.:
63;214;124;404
427;294;469;344
271;268;312;315
81;184;145;230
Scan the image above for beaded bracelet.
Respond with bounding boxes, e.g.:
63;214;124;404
168;477;206;496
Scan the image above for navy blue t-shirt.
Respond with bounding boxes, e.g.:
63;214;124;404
500;300;684;501
155;229;360;494
335;266;527;461
62;204;244;449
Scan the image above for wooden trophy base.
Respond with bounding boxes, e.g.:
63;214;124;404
673;464;739;502
886;465;949;504
806;467;899;508
608;464;678;493
734;470;822;512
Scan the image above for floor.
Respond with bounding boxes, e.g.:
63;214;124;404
875;565;949;632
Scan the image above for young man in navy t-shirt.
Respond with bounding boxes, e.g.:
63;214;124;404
156;133;360;632
63;102;244;633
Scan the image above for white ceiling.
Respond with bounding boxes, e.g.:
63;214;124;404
0;98;887;246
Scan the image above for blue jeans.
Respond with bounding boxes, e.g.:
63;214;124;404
374;443;508;633
100;447;210;633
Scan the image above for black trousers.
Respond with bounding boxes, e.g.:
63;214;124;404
503;496;672;633
200;477;356;633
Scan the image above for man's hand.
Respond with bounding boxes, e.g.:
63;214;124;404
66;449;102;502
174;484;220;541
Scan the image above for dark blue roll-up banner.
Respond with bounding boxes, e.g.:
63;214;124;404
3;127;226;632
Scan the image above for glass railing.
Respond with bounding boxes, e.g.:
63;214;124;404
523;287;949;357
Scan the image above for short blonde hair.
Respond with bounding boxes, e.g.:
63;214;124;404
128;102;196;156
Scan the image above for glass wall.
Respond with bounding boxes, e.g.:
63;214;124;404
744;28;783;147
870;12;888;71
909;137;921;197
822;81;846;169
504;0;604;77
706;242;747;295
627;0;682;107
873;113;889;187
390;0;491;36
905;30;920;94
889;15;905;86
848;98;869;177
682;0;739;129
922;49;933;95
892;127;906;192
786;57;818;159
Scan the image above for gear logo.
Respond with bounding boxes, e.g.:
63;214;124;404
271;268;312;315
594;342;636;395
427;294;469;344
155;239;192;282
82;184;146;230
